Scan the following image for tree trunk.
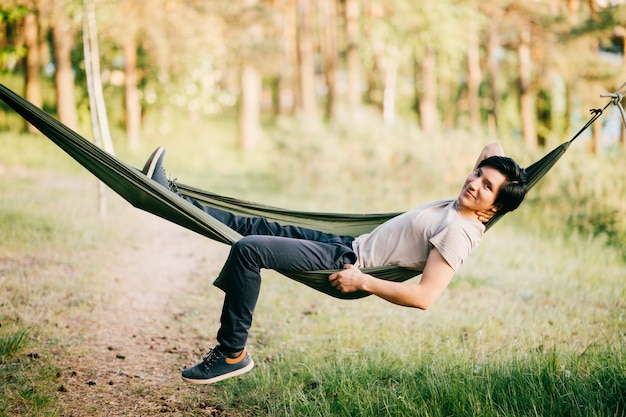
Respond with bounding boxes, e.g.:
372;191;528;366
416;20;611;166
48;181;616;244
420;46;438;134
622;26;626;149
83;0;114;154
23;12;42;133
621;116;625;149
518;26;537;149
239;64;262;150
382;53;398;125
277;0;297;116
413;54;421;126
124;37;141;149
590;121;602;155
587;0;598;19
486;13;500;135
83;0;115;215
52;7;77;131
564;80;574;140
567;0;580;24
319;0;337;122
296;0;317;118
467;21;481;133
345;0;360;115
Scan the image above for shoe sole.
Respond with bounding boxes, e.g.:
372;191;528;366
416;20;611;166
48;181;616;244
144;146;165;177
181;359;255;385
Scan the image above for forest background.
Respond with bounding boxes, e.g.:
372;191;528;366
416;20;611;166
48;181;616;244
0;0;625;416
3;0;626;152
0;0;624;263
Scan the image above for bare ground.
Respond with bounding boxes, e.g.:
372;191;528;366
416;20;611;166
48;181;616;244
53;202;232;416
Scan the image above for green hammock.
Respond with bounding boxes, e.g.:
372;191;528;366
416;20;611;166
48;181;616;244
0;83;607;300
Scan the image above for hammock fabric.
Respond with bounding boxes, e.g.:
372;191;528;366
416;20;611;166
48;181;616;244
0;83;605;300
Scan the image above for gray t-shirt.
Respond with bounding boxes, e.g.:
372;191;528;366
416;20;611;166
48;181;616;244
352;199;485;271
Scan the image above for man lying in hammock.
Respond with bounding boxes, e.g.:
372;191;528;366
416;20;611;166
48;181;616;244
141;143;527;385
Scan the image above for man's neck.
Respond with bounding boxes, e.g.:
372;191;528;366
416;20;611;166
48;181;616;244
454;199;481;222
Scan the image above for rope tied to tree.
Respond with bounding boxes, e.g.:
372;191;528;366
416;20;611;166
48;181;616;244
562;82;626;148
600;81;626;132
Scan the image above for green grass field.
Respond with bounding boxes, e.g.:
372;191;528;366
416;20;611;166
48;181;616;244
0;115;625;416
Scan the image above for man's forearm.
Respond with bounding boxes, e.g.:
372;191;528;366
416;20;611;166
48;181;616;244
329;266;426;309
329;252;454;310
361;275;432;310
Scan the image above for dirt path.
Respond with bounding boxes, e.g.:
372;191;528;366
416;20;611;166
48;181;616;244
55;204;231;416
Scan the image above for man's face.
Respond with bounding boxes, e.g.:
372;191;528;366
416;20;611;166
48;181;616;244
457;166;508;216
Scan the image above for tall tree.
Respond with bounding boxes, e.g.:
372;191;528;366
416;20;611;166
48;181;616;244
381;0;468;133
362;2;401;124
82;0;113;154
500;0;562;149
419;46;438;134
22;9;41;133
296;0;317;118
240;64;262;150
102;0;222;146
122;34;141;149
211;1;280;149
623;21;626;149
381;45;399;124
485;6;503;134
551;0;622;151
83;0;114;215
517;22;538;149
51;0;77;130
466;19;482;133
319;0;337;121
274;0;297;117
112;0;141;148
344;0;361;116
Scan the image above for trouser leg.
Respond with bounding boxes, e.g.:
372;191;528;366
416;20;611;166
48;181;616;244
183;195;352;241
216;235;355;351
182;195;356;350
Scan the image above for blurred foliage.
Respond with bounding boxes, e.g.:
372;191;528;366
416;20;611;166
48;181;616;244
0;0;624;253
0;4;28;75
1;0;625;134
514;142;626;257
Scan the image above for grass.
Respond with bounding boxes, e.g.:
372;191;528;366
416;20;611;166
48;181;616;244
217;345;626;416
0;112;625;416
0;134;119;416
0;330;29;362
197;221;626;416
0;352;61;417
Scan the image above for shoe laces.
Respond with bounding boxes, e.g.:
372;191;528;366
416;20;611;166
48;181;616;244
201;348;222;371
167;177;179;193
157;166;179;193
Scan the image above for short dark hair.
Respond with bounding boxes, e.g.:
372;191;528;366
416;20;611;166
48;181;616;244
477;156;527;214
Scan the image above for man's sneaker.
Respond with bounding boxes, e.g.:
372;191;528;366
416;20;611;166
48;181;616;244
181;347;254;385
142;146;177;192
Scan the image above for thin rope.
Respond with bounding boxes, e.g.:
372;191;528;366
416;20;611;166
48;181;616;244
564;82;626;147
598;82;626;135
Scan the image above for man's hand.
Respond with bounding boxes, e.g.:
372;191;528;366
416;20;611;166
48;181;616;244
328;264;367;293
476;207;497;223
329;249;455;310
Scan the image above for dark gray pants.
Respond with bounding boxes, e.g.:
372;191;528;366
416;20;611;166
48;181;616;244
185;197;356;351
